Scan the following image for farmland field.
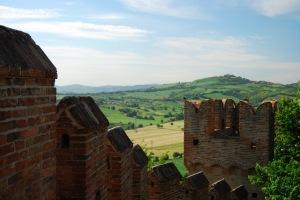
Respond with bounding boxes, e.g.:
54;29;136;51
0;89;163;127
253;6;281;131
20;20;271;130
127;120;187;175
127;120;184;155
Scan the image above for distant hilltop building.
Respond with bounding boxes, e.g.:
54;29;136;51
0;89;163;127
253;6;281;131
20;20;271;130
0;25;274;200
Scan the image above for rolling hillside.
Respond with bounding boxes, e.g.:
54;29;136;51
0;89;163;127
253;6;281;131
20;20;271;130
58;75;298;130
56;84;158;94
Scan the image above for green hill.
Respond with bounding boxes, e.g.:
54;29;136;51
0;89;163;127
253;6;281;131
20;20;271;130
58;75;297;129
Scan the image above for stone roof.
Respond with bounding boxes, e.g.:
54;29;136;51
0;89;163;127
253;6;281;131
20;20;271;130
231;185;248;200
0;25;57;78
132;144;148;167
57;96;109;129
107;126;133;153
211;179;231;195
186;171;209;189
152;162;182;182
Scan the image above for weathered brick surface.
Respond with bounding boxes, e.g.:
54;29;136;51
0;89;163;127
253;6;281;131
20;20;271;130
1;25;259;200
184;99;275;200
132;144;148;200
56;96;109;200
183;171;209;200
148;162;183;200
210;179;232;200
106;126;133;200
0;25;57;200
231;185;249;200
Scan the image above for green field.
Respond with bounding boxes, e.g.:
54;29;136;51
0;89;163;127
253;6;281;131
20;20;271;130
101;106;175;129
127;121;184;155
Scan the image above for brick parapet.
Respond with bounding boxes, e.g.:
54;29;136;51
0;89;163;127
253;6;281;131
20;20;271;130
0;62;56;200
184;99;274;200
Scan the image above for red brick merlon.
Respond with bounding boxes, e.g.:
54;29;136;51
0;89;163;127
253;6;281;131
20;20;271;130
210;179;232;200
152;162;182;182
186;171;209;189
184;171;210;200
132;144;148;167
57;96;109;129
231;185;249;200
107;126;133;152
0;25;57;78
149;162;183;199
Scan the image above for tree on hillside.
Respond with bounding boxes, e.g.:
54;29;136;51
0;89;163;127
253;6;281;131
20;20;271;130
249;83;300;200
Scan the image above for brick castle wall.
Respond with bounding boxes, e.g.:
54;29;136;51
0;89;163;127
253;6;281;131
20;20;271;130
0;26;57;199
1;25;268;200
184;99;275;200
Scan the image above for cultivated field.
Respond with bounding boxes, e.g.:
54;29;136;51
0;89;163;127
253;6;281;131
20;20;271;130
127;120;184;155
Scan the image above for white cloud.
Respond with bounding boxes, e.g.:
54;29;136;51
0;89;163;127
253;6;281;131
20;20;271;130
119;0;209;19
88;13;125;20
249;0;300;17
6;21;149;40
64;1;77;6
43;36;300;86
160;37;247;52
216;0;300;17
0;5;59;19
158;36;267;64
44;46;144;86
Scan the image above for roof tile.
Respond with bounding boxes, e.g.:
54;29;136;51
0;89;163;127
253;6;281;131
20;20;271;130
58;96;109;129
107;126;133;152
211;179;231;194
0;25;57;78
186;171;209;189
132;145;148;167
152;162;182;182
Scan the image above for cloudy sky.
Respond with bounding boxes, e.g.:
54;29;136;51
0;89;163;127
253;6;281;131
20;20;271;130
0;0;299;85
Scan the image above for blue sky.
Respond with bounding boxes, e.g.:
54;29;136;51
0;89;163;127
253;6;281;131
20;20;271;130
0;0;299;85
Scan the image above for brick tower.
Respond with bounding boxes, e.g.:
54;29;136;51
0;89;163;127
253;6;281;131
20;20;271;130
56;96;109;199
184;99;275;200
0;25;57;200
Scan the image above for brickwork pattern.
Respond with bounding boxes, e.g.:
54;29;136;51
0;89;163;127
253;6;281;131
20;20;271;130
0;25;264;200
184;99;275;200
106;127;133;200
132;145;149;200
0;26;57;200
56;97;108;199
148;162;183;200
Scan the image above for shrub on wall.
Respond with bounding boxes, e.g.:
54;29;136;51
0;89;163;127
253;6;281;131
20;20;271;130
249;83;300;199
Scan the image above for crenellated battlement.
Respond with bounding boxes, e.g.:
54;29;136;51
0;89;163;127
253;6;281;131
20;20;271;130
185;99;276;114
184;99;275;138
184;98;275;200
148;163;249;200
